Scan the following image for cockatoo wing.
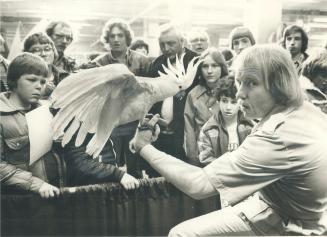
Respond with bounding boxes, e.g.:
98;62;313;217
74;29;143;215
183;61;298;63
51;64;153;158
51;55;202;158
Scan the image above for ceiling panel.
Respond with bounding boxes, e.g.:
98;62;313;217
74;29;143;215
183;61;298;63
1;0;326;55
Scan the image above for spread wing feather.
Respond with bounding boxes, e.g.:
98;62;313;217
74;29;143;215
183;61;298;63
51;64;150;157
71;94;103;146
85;93;124;157
52;91;100;140
51;65;119;107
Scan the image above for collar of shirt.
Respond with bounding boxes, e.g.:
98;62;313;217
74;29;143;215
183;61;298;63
294;53;306;67
108;49;130;65
195;84;219;99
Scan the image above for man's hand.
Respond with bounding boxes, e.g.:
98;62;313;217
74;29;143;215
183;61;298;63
38;182;60;199
129;114;161;153
120;173;140;190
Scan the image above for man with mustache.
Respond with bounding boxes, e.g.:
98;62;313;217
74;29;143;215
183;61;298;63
46;21;76;73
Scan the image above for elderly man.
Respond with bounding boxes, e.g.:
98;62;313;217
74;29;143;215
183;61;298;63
282;24;309;75
229;26;255;56
187;28;210;55
92;18;151;178
148;24;198;170
46;21;76;73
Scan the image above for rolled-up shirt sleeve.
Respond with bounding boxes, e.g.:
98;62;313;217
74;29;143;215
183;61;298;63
203;131;291;206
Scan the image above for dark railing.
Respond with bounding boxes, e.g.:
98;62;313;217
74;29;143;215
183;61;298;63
1;178;220;236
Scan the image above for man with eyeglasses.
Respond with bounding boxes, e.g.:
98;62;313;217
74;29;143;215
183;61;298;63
46;21;76;73
187;28;210;55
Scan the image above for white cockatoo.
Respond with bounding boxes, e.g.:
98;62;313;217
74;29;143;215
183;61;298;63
51;55;201;158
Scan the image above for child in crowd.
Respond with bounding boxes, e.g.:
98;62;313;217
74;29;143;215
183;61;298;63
197;77;253;166
0;53;139;198
0;53;62;198
130;38;149;56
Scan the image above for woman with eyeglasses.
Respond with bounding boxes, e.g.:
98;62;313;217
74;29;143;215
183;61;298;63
23;32;69;99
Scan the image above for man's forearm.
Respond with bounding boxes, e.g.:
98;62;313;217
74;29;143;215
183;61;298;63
140;145;217;200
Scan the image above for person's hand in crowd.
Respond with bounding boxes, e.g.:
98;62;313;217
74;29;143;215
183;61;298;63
38;182;60;199
78;61;98;69
41;81;56;98
120;173;140;190
118;165;127;172
129;114;161;154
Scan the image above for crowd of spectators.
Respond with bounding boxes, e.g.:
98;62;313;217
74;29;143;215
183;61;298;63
1;17;327;236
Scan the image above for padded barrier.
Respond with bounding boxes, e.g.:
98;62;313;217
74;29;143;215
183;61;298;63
1;177;220;236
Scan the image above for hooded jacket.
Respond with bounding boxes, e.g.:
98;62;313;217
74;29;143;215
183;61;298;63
198;110;253;166
0;92;65;193
0;92;125;192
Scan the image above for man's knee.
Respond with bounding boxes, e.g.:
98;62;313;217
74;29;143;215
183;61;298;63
168;226;183;237
168;224;193;237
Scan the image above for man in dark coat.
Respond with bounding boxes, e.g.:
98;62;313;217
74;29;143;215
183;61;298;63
148;24;198;173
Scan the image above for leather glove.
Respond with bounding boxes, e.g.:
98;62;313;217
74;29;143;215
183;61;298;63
129;114;161;153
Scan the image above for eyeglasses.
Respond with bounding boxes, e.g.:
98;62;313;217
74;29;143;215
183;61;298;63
29;46;53;55
190;38;207;44
53;33;73;42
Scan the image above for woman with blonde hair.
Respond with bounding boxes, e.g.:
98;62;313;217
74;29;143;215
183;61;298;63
131;45;327;236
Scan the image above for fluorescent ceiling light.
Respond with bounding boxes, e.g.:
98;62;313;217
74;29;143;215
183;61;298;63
307;22;327;28
313;17;327;23
283;0;316;2
310;34;327;40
